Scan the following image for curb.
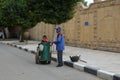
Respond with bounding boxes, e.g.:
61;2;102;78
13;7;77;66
2;42;120;80
62;61;120;80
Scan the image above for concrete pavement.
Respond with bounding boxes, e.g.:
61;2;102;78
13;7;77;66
0;40;120;80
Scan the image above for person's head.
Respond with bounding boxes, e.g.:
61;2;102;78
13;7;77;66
55;26;61;33
42;35;48;42
43;35;47;38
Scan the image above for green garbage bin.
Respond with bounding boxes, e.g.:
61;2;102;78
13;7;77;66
35;42;51;64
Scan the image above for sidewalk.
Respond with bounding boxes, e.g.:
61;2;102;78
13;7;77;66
0;40;120;80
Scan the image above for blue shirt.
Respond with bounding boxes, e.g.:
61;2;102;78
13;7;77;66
54;34;65;51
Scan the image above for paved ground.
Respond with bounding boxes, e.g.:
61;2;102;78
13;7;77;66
0;44;103;80
0;40;120;80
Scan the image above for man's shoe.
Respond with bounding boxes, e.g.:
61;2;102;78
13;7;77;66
56;64;63;67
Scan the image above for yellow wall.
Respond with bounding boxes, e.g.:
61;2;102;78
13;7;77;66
28;0;120;52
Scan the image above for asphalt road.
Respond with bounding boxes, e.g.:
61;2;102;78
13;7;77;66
0;44;103;80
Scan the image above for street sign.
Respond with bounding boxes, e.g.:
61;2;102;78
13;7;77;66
84;21;89;26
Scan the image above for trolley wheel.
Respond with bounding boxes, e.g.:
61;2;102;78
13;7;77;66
40;61;46;64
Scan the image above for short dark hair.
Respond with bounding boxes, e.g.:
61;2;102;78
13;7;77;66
43;35;47;38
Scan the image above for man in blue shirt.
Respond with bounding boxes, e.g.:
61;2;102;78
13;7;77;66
53;26;65;67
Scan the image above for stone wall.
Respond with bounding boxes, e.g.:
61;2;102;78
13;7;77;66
28;0;120;52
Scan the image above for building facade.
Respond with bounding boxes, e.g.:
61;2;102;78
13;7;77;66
28;0;120;52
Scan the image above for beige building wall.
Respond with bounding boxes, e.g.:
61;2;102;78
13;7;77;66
28;0;120;52
29;22;54;41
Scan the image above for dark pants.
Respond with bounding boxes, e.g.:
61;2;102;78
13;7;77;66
57;50;63;65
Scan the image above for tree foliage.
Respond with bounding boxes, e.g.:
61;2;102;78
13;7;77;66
0;0;88;28
37;0;77;24
79;0;88;6
0;0;38;41
0;0;37;29
0;0;87;41
27;0;87;25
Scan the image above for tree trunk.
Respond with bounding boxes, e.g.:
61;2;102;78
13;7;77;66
4;27;10;39
19;28;25;42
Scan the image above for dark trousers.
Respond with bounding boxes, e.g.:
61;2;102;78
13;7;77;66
57;50;63;65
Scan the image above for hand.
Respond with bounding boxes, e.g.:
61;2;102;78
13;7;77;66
38;43;41;45
50;42;53;45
